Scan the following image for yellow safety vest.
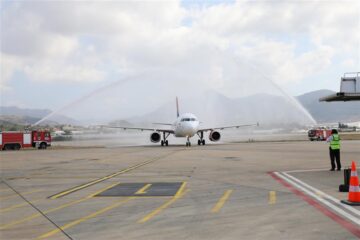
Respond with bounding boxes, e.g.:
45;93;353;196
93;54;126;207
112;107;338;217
330;134;340;150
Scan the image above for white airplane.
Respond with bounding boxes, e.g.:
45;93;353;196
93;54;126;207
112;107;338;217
107;97;258;147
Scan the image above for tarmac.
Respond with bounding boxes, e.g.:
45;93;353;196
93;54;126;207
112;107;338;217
1;140;360;239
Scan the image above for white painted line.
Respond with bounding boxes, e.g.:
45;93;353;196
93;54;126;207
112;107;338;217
275;172;360;226
282;172;360;217
285;168;329;173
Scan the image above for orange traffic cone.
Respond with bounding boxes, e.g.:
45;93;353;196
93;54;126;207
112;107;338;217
341;161;360;206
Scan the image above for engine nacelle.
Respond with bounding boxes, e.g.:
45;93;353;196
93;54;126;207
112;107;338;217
209;131;221;142
150;132;161;143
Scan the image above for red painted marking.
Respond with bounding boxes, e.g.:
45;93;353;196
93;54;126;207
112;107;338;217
269;172;360;238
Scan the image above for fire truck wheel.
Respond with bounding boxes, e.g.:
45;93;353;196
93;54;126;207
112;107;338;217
39;143;47;149
14;144;20;150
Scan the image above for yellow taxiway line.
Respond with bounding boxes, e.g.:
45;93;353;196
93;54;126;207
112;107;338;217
0;189;42;201
211;189;233;213
0;182;120;230
135;184;152;195
0;199;41;213
268;191;276;204
37;197;134;239
89;182;120;197
0;188;12;194
138;182;188;223
49;159;158;199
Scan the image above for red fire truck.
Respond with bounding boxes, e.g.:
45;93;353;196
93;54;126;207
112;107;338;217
307;128;332;141
0;130;51;150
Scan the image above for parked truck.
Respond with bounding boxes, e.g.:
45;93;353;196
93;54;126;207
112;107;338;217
0;130;51;150
308;128;332;141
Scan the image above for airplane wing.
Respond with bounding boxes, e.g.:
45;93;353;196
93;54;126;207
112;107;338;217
102;125;174;134
198;123;259;132
152;123;173;126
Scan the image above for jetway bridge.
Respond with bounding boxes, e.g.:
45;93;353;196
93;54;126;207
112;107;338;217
320;72;360;102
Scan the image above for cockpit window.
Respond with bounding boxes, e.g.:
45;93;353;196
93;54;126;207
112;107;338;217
181;118;197;122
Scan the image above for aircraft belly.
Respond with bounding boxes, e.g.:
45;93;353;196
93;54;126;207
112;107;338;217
174;129;195;137
174;130;185;137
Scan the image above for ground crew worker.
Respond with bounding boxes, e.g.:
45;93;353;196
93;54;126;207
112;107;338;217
327;129;341;171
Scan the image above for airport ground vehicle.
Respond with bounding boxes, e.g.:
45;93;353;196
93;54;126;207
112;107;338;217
308;129;332;141
0;130;51;150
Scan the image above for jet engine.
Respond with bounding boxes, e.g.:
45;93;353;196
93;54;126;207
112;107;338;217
209;131;221;142
150;132;161;143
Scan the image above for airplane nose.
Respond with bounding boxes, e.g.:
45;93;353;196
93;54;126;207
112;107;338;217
183;123;196;135
183;125;191;132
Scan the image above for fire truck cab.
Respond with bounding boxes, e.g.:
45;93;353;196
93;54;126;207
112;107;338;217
308;129;332;141
31;131;51;149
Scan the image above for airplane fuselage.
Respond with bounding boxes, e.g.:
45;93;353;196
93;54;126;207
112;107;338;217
173;113;199;137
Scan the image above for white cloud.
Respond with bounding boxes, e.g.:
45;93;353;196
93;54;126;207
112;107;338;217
1;0;359;94
0;53;23;90
23;63;106;83
44;35;78;58
342;59;356;68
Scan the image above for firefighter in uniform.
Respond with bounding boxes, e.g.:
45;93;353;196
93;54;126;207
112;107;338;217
327;129;341;171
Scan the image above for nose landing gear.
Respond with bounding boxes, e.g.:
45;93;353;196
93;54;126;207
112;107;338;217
186;136;191;147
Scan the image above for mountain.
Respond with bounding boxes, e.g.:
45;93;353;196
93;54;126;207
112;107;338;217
126;89;359;127
0;106;51;118
0;115;43;125
128;90;316;128
0;106;80;125
296;90;360;123
2;89;359;127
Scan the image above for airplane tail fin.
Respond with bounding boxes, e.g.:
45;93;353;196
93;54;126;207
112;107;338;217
176;97;180;117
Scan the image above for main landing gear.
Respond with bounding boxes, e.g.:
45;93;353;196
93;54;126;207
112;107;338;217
197;131;206;145
161;132;170;146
